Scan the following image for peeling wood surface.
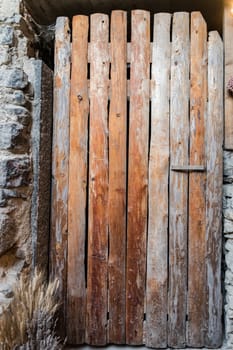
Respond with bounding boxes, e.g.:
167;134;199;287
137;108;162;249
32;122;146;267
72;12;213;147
187;12;207;347
67;15;89;345
108;10;127;345
224;0;233;149
126;10;150;345
205;31;223;348
168;12;189;349
146;12;171;349
86;13;109;346
50;17;71;337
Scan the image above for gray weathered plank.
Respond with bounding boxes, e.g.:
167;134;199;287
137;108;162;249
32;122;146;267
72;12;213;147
126;9;150;345
187;11;208;347
86;13;109;346
205;31;223;348
146;12;171;349
67;15;89;345
50;17;71;338
168;12;190;348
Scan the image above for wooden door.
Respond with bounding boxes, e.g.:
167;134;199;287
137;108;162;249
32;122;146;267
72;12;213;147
51;11;223;348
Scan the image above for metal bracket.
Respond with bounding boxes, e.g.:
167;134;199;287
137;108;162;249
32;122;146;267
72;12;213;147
171;165;206;172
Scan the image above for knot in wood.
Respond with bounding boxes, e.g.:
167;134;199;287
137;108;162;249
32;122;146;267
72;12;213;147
77;94;83;101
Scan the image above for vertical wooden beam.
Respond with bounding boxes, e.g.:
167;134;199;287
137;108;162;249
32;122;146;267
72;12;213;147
50;17;71;337
108;10;127;344
67;15;89;345
146;12;171;349
205;31;223;348
224;0;233;149
168;12;189;348
86;13;109;346
126;9;150;345
187;12;208;347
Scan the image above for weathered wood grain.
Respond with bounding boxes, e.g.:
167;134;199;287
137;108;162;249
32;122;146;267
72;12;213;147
50;17;71;338
187;12;207;347
146;12;171;349
126;10;150;345
67;15;89;345
205;31;223;348
224;0;233;150
86;13;109;346
168;12;190;348
108;10;127;345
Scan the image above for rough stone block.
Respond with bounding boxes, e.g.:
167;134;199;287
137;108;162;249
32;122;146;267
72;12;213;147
0;283;13;298
0;88;26;105
0;46;10;65
3;104;31;125
11;90;26;105
0;213;15;256
0;67;28;89
223;184;233;210
0;0;21;18
225;218;233;234
0;155;31;188
224;151;233;184
0;122;27;150
0;25;13;45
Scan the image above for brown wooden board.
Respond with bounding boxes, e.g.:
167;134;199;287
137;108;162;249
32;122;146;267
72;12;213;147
146;12;171;349
187;12;208;347
205;31;223;348
86;13;109;346
224;0;233;150
168;12;190;348
108;10;127;344
50;17;71;338
67;15;89;345
126;10;150;345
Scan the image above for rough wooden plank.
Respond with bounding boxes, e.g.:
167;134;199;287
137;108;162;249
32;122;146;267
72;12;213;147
126;10;150;345
67;15;89;345
168;12;190;348
146;12;171;349
205;31;223;348
224;0;233;149
88;43;153;63
86;13;109;346
50;17;71;339
187;12;208;347
108;10;127;345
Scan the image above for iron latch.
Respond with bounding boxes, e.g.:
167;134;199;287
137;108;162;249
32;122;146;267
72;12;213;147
171;165;206;172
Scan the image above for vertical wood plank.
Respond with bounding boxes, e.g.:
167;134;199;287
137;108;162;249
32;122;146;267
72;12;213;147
108;10;127;344
205;31;223;348
168;12;190;348
126;10;150;345
86;13;109;346
187;12;208;347
50;17;71;338
146;12;171;349
67;15;89;345
224;0;233;149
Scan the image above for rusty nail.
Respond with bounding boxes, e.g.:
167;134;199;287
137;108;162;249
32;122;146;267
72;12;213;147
77;94;83;101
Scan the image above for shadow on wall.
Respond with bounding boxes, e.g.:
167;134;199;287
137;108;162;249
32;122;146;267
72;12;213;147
24;0;223;33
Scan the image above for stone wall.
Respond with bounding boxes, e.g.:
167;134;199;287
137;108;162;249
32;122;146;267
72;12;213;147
0;0;52;310
224;151;233;349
